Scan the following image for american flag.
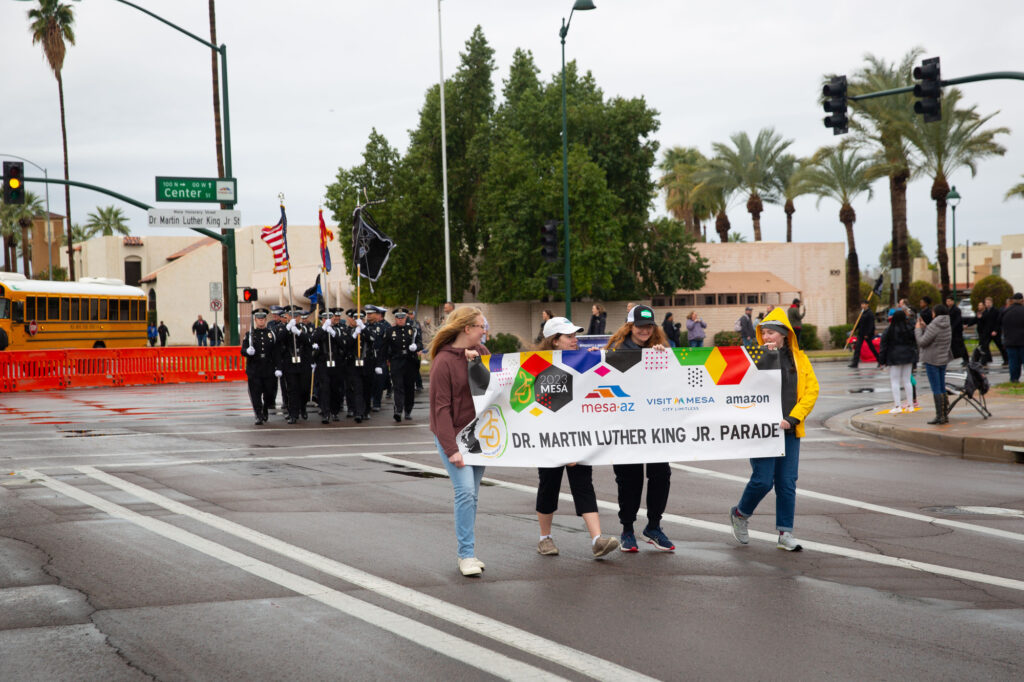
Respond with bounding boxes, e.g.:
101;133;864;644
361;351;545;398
260;205;289;273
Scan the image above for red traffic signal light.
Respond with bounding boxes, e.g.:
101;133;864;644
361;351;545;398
242;287;258;303
2;161;25;205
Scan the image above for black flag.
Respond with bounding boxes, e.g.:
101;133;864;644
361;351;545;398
872;274;884;297
352;206;395;282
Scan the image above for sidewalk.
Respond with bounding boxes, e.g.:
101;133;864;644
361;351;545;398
850;391;1024;464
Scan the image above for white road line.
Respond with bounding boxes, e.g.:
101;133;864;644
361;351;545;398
21;468;568;682
669;462;1024;543
358;454;1024;593
17;451;438;472
58;466;656;682
2;424;432;442
1;441;435;463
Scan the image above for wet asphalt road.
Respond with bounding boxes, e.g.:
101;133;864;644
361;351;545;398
1;362;1023;681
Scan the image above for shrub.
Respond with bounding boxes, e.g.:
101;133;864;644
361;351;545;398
714;330;740;346
798;323;823;350
829;324;854;349
908;280;941;308
971;275;1013;310
487;332;522;354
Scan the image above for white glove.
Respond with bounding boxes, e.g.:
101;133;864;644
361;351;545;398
246;346;255;356
312;343;319;350
274;370;282;378
290;325;303;336
408;343;417;352
321;320;332;332
355;319;365;332
311;364;317;370
286;319;297;331
375;367;383;375
328;327;337;337
352;327;361;338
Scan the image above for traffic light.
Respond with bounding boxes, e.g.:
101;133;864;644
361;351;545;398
242;287;258;303
541;219;560;263
546;275;560;291
822;76;849;135
2;161;25;205
913;56;942;123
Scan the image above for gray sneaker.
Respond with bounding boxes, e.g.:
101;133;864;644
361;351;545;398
729;507;749;544
591;535;620;558
777;531;803;552
537;537;559;555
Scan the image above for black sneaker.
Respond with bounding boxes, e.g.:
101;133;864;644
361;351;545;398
393;413;402;423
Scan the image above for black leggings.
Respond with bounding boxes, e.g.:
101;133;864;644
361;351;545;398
614;462;671;531
536;465;598;516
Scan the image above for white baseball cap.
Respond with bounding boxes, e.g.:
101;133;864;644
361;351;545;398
543;316;584;338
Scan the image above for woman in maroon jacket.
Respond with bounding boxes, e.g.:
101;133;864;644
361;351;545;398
429;307;490;576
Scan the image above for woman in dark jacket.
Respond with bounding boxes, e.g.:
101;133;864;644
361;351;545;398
661;312;681;347
587;304;607;335
878;309;918;413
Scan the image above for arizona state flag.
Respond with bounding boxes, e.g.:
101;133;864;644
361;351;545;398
319;209;333;273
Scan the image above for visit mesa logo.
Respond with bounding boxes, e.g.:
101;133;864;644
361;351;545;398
584;385;630;399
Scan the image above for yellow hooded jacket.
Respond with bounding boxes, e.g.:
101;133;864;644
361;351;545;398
756;307;819;438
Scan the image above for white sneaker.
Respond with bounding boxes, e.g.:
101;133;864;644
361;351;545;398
458;557;482;576
729;507;749;544
467;557;485;571
776;531;802;552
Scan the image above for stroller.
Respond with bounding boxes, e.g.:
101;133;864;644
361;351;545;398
945;357;992;419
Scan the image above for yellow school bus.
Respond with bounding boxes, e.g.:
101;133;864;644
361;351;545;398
0;273;147;350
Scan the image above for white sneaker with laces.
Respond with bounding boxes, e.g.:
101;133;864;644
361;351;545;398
458;557;483;576
777;531;803;552
729;508;749;544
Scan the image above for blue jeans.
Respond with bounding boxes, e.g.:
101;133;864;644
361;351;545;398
197;333;207;346
1007;346;1022;383
924;363;947;395
689;339;704;347
435;436;485;559
735;430;800;532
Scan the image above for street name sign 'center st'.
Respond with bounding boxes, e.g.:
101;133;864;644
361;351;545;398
155;177;236;203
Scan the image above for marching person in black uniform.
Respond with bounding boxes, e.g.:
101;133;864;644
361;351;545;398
267;305;286;414
385;307;421;422
407;309;425;392
343;309;373;423
367;305;390;411
242;308;279;425
299;309;316;415
279;305;313;424
312;309;346;424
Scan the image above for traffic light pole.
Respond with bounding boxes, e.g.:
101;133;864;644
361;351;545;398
848;71;1024;102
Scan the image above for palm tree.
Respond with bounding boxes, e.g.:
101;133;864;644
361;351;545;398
1005;175;1024;201
1;192;45;274
27;0;77;280
772;154;814;242
701;128;793;241
846;49;922;300
898;88;1009;297
803;145;875;320
83;205;130;238
658;146;707;239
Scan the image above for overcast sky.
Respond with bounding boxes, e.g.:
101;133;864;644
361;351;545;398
3;0;1022;273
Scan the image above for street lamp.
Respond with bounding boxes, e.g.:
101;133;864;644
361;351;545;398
947;185;960;298
560;0;596;319
437;0;452;303
0;153;53;280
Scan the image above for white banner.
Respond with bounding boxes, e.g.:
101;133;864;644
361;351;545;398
457;346;784;467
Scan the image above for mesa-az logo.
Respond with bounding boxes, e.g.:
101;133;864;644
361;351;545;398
581;385;634;413
584;385;630;399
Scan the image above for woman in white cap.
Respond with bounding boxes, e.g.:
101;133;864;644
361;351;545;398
604;305;675;553
534;316;620;559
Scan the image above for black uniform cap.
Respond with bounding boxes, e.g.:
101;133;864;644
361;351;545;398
319;310;333;319
253;308;270;318
393;307;409;318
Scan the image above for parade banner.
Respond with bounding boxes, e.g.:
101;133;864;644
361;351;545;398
457;346;783;466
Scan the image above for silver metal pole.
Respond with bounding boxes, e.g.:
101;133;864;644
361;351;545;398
438;0;452;302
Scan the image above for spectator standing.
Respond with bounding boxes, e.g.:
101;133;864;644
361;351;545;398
587;304;607;335
662;312;681;347
915;303;953;425
978;297;1001;365
848;300;880;368
1001;293;1024;383
787;298;804;339
685;311;706;347
878;309;918;413
737;306;756;346
535;309;554;344
945;296;969;367
993;297;1011;366
146;322;158;347
918;296;934;325
157;321;170;347
209;324;223;347
191;315;210;346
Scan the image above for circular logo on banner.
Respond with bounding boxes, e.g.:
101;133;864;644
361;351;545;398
210;299;223;312
475;405;508;459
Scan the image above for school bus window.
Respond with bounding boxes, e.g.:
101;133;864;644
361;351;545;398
100;299;108;320
129;299;138;320
120;299;130;321
12;299;24;323
47;297;58;320
60;297;70;321
0;297;9;319
107;298;118;320
71;298;81;321
90;298;99;321
25;296;36;320
141;300;147;319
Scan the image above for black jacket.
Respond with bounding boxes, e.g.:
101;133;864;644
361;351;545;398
878;322;918;366
587;312;607;335
854;310;875;337
1001;303;1024;346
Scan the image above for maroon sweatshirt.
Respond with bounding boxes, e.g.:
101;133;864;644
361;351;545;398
429;343;490;456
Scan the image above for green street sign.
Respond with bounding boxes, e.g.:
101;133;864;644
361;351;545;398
155;176;236;203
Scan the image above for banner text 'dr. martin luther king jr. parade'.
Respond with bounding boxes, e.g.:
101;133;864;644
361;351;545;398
457;345;784;467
